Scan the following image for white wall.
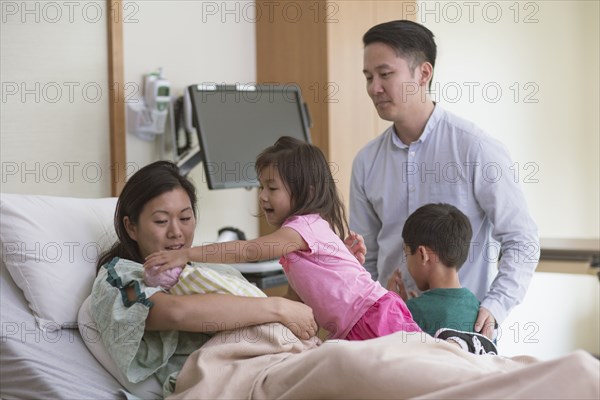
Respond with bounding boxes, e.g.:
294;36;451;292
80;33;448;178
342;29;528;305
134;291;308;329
1;1;111;197
421;0;599;239
122;1;259;244
498;270;599;360
0;0;259;243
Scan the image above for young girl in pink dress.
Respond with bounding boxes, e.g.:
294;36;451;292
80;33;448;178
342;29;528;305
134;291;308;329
144;137;496;353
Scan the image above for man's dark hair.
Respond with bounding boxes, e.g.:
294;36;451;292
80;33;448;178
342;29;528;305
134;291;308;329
402;203;472;269
363;20;437;87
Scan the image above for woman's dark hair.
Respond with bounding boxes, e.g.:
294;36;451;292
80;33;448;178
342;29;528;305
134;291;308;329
363;20;437;87
96;161;197;272
255;136;348;239
402;203;472;269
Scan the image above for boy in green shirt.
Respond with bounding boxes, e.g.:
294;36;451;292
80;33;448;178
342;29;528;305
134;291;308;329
388;203;486;344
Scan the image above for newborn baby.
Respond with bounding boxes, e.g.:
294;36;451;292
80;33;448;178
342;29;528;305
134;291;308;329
143;263;265;298
144;265;183;290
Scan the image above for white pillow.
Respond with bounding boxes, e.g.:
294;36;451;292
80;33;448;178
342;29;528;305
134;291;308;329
0;193;117;330
78;296;163;399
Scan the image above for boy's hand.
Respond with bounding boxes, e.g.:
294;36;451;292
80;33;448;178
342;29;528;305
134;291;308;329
344;231;367;265
386;270;416;302
144;249;189;272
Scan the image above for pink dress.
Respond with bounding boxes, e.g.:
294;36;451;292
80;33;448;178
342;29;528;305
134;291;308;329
281;214;421;340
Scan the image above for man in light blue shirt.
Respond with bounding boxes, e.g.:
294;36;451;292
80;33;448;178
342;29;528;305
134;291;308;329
351;20;540;338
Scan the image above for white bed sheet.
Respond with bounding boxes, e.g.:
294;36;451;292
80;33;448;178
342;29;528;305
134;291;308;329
0;261;125;399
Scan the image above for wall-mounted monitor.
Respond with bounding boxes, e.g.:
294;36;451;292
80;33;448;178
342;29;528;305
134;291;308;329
179;83;312;189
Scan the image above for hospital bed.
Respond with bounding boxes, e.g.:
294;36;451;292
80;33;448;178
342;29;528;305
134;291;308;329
1;193;599;400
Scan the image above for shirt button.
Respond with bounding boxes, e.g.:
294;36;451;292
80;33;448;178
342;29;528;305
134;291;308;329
409;185;415;192
409;151;415;157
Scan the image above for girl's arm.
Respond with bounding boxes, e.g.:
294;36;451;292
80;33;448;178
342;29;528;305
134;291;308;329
144;227;308;271
140;290;318;339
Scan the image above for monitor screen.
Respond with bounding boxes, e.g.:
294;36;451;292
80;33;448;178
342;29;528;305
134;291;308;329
183;83;312;189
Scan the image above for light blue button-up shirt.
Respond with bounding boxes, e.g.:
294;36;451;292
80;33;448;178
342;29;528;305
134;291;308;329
350;105;540;323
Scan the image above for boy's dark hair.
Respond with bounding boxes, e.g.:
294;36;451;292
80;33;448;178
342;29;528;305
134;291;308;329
255;136;348;239
363;20;437;88
402;203;472;269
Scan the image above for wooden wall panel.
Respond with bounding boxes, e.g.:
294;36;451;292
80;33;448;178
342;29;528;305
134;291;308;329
107;0;126;196
328;1;416;207
256;0;329;154
256;0;329;235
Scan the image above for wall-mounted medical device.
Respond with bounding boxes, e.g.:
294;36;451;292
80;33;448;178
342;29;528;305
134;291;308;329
126;68;171;141
177;83;312;190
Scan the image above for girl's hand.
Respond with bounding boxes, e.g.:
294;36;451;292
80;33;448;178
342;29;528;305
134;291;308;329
344;231;367;265
144;249;189;272
275;297;318;340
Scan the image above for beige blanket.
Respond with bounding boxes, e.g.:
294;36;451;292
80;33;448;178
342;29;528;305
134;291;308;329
169;323;600;399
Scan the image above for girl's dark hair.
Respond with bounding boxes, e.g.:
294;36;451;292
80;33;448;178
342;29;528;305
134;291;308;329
363;19;437;87
402;203;472;269
255;136;348;239
96;161;197;272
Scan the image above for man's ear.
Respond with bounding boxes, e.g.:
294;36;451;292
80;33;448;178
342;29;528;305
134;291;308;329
418;62;433;87
123;216;137;241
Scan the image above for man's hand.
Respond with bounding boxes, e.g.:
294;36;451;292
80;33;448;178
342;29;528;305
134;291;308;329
474;306;496;339
343;231;367;265
386;270;416;302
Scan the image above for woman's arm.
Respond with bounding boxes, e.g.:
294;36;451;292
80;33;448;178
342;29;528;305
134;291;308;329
142;290;318;340
144;227;308;271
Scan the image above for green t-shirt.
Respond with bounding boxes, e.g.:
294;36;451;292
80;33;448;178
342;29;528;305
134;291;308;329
406;288;480;337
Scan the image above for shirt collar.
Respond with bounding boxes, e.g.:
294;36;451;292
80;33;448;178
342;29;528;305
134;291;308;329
390;104;444;149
